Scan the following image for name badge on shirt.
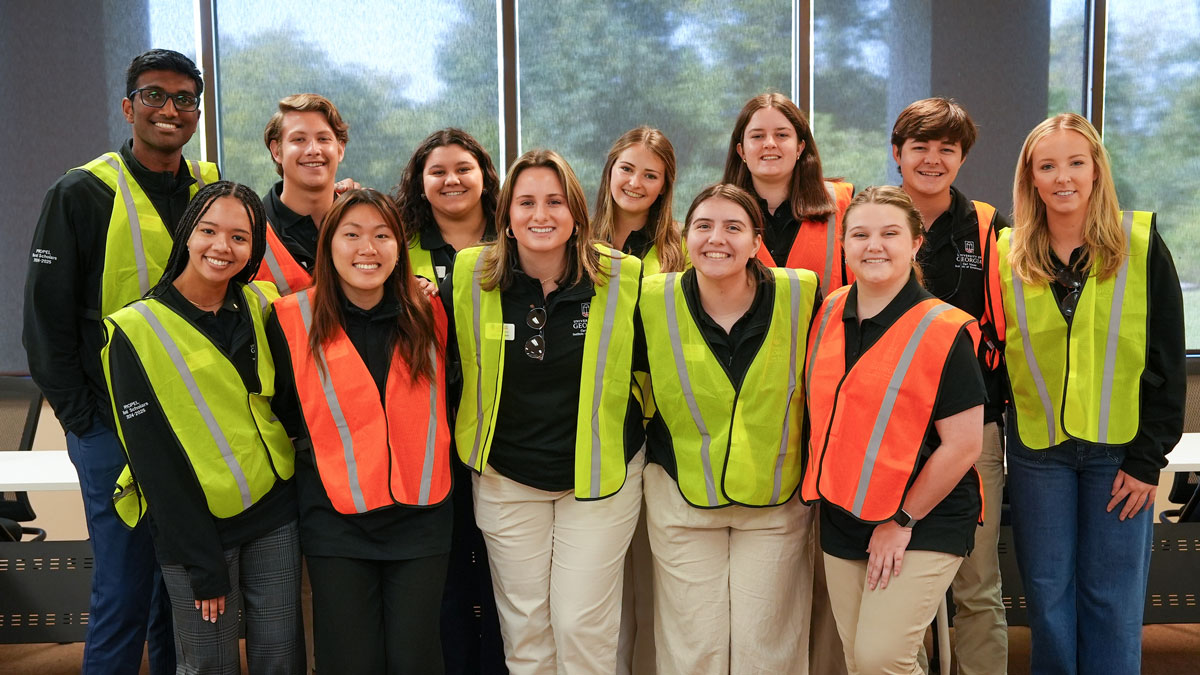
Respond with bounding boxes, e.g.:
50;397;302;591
435;265;447;281
503;323;515;340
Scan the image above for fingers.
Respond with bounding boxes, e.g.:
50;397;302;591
866;552;882;591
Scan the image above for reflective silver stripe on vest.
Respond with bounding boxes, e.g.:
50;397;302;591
188;160;207;188
418;342;440;505
261;237;292;296
467;253;487;468
102;155;151;297
805;291;841;397
587;253;624;498
821;182;838;296
247;283;270;311
1012;272;1057;446
297;292;368;514
851;303;955;518
131;302;253;509
770;269;803;505
1097;211;1135;442
664;273;719;506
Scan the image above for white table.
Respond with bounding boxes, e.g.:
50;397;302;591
1167;433;1200;472
0;451;78;491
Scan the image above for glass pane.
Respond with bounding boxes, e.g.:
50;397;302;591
215;0;500;196
1103;1;1200;346
813;0;895;191
148;0;201;161
517;0;793;220
1048;0;1087;115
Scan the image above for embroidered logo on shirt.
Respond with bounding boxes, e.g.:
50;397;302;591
31;248;57;265
964;240;975;254
121;400;149;420
581;302;590;317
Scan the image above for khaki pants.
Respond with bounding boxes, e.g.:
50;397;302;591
644;463;814;675
948;421;1008;674
825;550;962;675
473;452;644;675
809;510;849;675
617;507;656;674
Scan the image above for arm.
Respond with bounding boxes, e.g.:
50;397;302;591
1109;228;1186;518
265;313;306;441
867;330;984;590
106;327;232;601
22;175;105;434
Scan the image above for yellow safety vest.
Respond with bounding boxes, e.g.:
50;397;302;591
999;211;1152;449
452;244;641;499
78;152;220;317
409;236;443;283
642;268;817;507
103;282;294;527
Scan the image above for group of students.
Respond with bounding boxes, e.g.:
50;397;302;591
22;49;1185;675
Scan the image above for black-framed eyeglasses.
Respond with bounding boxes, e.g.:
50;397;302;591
129;87;201;112
1055;268;1083;318
525;307;546;361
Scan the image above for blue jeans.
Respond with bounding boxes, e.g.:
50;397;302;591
1006;429;1152;675
66;418;175;675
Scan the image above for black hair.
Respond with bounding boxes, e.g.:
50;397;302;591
151;181;267;294
125;49;203;98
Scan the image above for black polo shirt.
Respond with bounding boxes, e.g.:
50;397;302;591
413;220;496;284
820;274;985;560
620;227;655;259
441;267;644;492
261;180;325;271
758;197;801;267
916;186;1010;424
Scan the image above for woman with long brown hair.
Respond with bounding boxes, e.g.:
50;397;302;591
593;126;686;274
441;149;643;674
268;188;454;674
723;92;854;295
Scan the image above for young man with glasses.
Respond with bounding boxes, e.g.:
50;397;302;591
23;49;218;675
891;97;1009;675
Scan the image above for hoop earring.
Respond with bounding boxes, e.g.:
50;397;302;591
505;226;515;239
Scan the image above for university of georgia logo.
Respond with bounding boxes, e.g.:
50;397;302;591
964;240;975;254
581;302;590;317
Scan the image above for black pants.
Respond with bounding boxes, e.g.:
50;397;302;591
442;463;508;674
307;553;450;675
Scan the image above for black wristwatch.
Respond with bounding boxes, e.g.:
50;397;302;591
892;508;918;529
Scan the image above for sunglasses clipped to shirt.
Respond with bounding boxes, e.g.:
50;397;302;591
525;306;547;361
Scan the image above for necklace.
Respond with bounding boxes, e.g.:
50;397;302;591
186;296;224;312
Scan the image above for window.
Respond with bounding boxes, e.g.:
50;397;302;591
215;0;500;197
516;0;792;219
1102;1;1200;345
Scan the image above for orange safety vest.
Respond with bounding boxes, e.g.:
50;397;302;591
254;223;312;296
803;286;978;523
972;200;1005;371
755;180;854;296
274;289;452;514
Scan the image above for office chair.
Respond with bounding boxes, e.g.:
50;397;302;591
0;374;47;542
1160;362;1200;524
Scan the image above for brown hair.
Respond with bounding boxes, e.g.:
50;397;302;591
308;189;438;383
393;128;500;243
683;183;769;276
841;185;926;285
890;97;978;157
480;149;608;291
263;94;349;177
592;127;685;273
722;92;834;221
1010;113;1124;284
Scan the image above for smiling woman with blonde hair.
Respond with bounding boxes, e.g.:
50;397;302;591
441;149;644;674
1000;113;1185;674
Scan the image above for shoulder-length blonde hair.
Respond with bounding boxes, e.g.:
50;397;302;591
480;149;608;291
1010;113;1124;284
842;185;926;286
721;92;834;222
592;127;685;273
